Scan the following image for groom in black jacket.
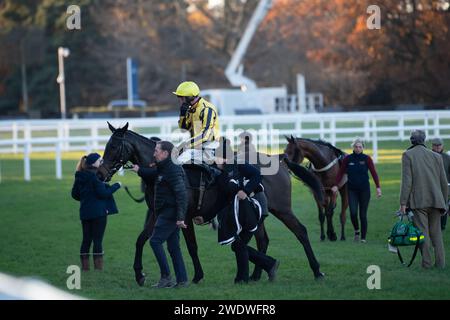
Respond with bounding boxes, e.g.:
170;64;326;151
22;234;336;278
215;138;279;284
132;141;189;288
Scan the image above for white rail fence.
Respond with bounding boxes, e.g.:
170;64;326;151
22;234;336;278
1;110;450;181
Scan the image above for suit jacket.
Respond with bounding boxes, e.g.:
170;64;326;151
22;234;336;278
400;144;448;212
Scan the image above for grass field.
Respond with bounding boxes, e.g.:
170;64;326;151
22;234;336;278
0;145;449;300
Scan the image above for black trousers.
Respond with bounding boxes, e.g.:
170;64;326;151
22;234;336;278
348;188;371;240
80;216;107;255
231;230;276;283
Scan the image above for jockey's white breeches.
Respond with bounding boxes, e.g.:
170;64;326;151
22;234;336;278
176;141;219;165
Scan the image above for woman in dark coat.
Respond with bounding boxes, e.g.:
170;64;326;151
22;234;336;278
71;153;121;271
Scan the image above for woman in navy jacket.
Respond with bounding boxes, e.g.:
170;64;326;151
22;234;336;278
331;138;381;243
71;153;121;271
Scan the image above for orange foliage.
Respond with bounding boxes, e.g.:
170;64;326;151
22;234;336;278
188;10;211;27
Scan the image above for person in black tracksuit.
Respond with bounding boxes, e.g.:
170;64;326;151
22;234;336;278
71;153;121;271
132;141;189;288
332;138;381;243
215;139;279;284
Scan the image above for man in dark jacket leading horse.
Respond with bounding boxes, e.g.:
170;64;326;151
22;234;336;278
132;141;189;288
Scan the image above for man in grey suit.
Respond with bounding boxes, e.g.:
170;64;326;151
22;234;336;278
431;137;450;231
400;130;447;269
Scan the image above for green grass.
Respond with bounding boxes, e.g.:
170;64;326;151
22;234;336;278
0;155;449;300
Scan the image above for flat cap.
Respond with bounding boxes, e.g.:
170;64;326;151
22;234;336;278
431;137;443;145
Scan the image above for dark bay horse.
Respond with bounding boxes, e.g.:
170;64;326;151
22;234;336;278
284;136;349;241
98;123;326;285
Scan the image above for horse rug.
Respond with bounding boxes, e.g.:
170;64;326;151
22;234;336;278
217;195;262;245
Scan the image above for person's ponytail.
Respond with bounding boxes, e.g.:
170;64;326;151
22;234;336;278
76;156;87;172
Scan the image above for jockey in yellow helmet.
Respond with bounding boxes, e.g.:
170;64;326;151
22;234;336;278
174;81;220;165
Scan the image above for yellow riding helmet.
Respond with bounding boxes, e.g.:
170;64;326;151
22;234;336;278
172;81;200;97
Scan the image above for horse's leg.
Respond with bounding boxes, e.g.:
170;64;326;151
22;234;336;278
270;208;323;279
250;220;269;281
133;209;155;286
181;216;204;284
317;202;326;241
325;205;337;241
339;186;349;241
325;193;337;241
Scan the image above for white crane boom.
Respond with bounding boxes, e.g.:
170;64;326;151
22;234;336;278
224;0;272;90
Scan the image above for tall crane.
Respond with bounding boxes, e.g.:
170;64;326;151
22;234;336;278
224;0;272;91
202;0;323;115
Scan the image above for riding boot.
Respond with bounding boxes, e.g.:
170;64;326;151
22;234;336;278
80;254;90;271
93;254;103;270
199;163;220;187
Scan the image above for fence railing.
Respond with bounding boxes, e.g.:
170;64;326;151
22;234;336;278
1;110;449;181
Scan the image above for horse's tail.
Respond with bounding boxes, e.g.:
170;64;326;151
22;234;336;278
124;185;146;203
284;158;325;206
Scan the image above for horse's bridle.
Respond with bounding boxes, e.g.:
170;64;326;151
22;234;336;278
102;135;134;181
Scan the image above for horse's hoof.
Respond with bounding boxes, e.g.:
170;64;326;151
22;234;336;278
340;236;346;241
315;272;325;280
192;272;204;284
320;235;326;241
328;233;337;241
135;273;146;287
192;277;203;284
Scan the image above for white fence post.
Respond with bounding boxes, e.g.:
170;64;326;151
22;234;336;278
330;118;336;146
63;122;70;151
12;122;18;154
399;115;405;141
24;142;31;181
295;118;302;137
56;141;62;180
91;123;99;151
364;116;370;142
434;113;440;138
24;124;31;153
261;120;268;148
319;118;324;140
372;119;378;164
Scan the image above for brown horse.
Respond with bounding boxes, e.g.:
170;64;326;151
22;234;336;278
284;136;349;241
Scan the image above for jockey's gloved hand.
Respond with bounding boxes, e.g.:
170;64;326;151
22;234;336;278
179;102;190;116
177;141;188;153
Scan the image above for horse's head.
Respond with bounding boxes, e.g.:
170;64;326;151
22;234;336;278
98;122;134;182
284;135;304;164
